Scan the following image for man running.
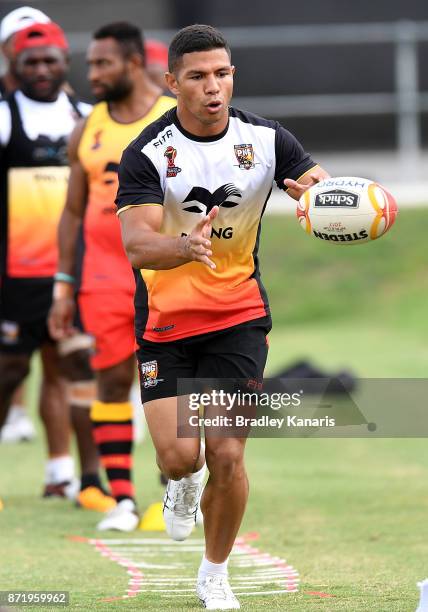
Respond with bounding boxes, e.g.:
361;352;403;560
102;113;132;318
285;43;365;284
116;24;329;609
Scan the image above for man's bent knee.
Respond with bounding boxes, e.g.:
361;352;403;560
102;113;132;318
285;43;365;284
159;448;200;480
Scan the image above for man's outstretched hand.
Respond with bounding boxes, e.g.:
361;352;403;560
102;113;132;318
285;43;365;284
182;205;219;269
284;168;330;201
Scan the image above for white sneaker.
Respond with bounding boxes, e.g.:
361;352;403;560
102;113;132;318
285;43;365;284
197;574;240;610
163;464;206;541
196;505;204;526
96;499;139;532
416;578;428;612
1;406;36;442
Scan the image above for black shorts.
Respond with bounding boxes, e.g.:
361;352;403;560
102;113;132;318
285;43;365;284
0;276;54;354
136;316;271;403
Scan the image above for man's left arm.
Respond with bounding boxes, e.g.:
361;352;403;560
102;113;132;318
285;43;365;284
273;124;330;201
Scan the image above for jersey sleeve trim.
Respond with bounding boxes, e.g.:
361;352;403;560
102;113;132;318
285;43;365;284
115;146;163;211
284;163;320;192
116;203;163;216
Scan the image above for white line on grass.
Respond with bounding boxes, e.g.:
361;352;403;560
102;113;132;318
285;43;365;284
88;535;300;602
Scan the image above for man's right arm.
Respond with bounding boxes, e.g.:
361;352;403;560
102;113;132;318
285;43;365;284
116;144;217;270
57;118;88;278
119;204;217;271
48;118;88;340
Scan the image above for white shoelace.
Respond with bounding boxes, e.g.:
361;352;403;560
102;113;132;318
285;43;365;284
171;482;200;516
202;575;234;601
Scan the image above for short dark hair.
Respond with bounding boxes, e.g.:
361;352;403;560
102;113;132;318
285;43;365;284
168;24;230;73
93;22;145;60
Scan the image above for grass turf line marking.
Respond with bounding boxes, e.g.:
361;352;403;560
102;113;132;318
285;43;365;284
95;538;206;545
91;540;145;602
85;532;299;602
304;590;336;598
232;538;298;593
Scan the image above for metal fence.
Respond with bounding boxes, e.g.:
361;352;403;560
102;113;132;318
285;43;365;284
67;21;428;176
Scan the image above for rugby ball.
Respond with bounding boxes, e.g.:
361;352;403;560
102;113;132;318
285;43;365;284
297;176;398;244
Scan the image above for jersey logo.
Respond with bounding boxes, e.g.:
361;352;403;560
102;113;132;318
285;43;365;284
164;146;182;177
182;184;242;214
234;143;256;170
91;130;103;150
33;136;68;164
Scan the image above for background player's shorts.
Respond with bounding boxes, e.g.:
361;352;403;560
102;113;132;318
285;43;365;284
0;277;54;354
136;316;271;403
78;291;135;371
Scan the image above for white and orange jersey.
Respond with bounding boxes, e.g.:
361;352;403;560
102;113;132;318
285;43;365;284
116;106;317;342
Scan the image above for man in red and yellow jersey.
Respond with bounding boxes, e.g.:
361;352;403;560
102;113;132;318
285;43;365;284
49;22;175;531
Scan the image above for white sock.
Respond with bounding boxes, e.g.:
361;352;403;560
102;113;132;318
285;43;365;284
198;555;229;580
45;455;74;484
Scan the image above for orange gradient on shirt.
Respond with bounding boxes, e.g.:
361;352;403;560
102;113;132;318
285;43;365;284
141;218;268;341
7;166;69;277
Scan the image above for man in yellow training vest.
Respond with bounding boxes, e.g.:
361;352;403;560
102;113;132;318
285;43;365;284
49;22;175;530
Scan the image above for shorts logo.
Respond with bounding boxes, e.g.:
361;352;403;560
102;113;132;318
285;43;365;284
0;320;20;345
164;146;182;177
234;143;256;170
140;360;164;388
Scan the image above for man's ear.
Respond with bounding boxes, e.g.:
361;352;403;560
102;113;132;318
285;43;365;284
165;71;179;96
128;51;144;70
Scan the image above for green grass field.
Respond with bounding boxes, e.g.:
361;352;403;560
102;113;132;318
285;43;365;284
262;207;428;377
1;208;427;611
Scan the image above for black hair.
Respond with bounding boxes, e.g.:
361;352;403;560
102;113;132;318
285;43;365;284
168;24;230;73
93;22;145;60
